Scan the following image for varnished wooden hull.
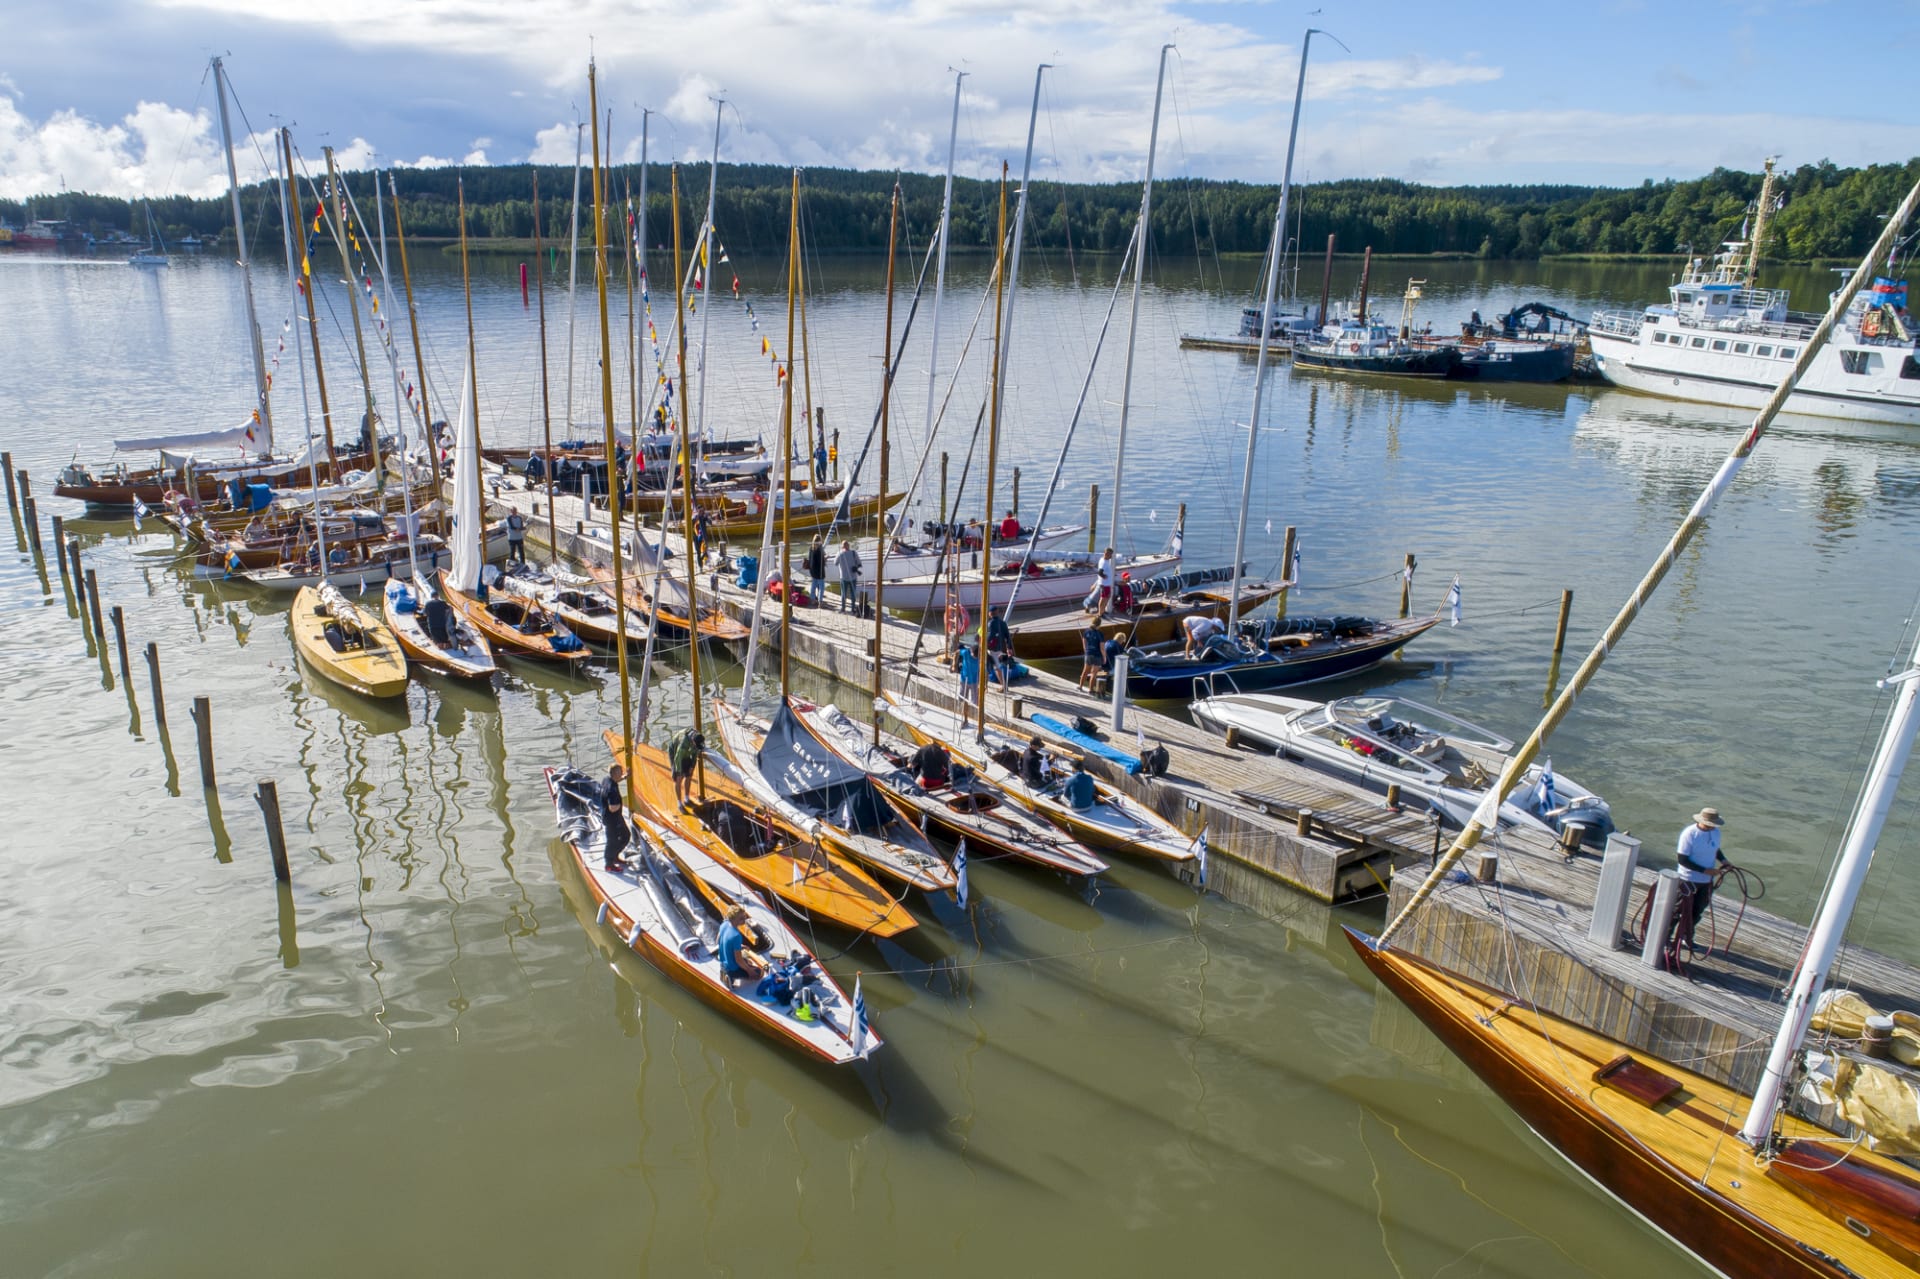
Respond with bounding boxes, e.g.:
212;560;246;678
1007;580;1291;660
289;587;411;699
1345;928;1920;1279
439;573;591;665
586;563;751;646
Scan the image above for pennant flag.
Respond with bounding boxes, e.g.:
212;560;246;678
1290;540;1302;586
954;840;969;909
850;975;869;1057
1264;518;1272;535
1196;827;1209;888
1447;576;1462;627
1148;509;1157;523
132;498;148;531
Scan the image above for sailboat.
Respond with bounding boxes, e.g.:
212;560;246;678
707;173;954;898
1349;167;1920;1279
128;202;169;268
437;182;589;666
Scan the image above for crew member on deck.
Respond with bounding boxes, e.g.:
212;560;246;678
600;763;631;871
1064;758;1097;811
1676;806;1732;950
910;740;951;790
717;905;768;986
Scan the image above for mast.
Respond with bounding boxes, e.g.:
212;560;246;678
988;65;1049;477
589;61;636;810
624;176;638;513
276;131;328;573
921;70;964;522
671;166;705;800
211;56;272;454
564;122;584;439
636;108;651;432
977;164;1009;740
1226;30;1320;634
693;99;724;470
390;178;435;501
321;147;384;490
533;172;557;562
872;183;900;746
284;132;338;469
458;179;485;543
1107;44;1172;550
1378;173;1920;950
779;170;800;699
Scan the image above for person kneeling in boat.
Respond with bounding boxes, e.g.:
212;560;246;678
600;763;632;872
911;740;951;791
717;905;769;988
1021;735;1051;789
1063;758;1097;811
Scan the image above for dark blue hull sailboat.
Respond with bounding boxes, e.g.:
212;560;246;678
1121;615;1438;700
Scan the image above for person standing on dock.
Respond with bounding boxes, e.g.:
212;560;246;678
804;536;827;607
1079;623;1108;692
599;763;631;872
693;509;711;566
956;642;979;720
506;508;527;563
835;540;862;613
1676;807;1731;949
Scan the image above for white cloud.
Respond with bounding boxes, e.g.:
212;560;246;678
528;120;581;165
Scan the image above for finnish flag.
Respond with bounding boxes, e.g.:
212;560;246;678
1290;540;1301;587
133;498;150;531
1447;576;1462;627
1539;758;1557;812
850;975;870;1058
954;839;969;909
1196;826;1209;888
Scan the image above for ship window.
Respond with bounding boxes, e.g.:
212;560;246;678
1779;346;1797;359
1902;356;1920;381
1690;337;1707;349
1711;340;1728;352
1756;345;1773;357
1734;343;1751;354
1651;332;1666;344
1676;292;1694;305
1841;350;1873;375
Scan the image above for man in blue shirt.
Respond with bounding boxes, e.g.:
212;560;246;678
717;905;768;987
1064;758;1097;811
1675;807;1730;949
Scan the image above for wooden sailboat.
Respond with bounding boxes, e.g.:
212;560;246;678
438;180;589;666
1352;160;1920;1279
546;766;877;1063
290;583;410;699
586;553;750;646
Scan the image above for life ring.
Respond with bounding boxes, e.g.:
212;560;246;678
944;600;970;636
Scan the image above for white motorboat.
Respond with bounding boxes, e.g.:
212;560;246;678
1190;692;1613;846
875;551;1181;615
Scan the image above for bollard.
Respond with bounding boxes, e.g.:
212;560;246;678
256;779;291;882
110;606;132;686
1279;525;1296;615
23;497;41;554
1640;870;1682;971
1399;552;1416;618
1109;653;1128;732
145;642;168;728
191;696;216;790
1;451;14;516
1552;588;1573;658
1385;782;1401;810
1010;697;1024;721
84;569;106;642
1223;725;1241;751
1588;833;1641;950
1087;485;1100;552
50;515;67;584
1295;808;1313;838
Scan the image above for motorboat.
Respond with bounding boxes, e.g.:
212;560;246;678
1190;691;1613;845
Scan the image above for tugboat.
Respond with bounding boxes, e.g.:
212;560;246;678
1293;278;1462;379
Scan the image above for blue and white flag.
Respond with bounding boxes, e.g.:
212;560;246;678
1447;576;1462;627
1170;528;1183;557
132;498;149;531
850;975;869;1058
357;574;367;595
1539;758;1557;812
954;839;969;909
1290;540;1302;586
1196;827;1209;888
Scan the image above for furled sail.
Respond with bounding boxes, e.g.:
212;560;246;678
447;357;484;595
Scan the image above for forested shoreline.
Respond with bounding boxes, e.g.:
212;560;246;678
7;156;1916;264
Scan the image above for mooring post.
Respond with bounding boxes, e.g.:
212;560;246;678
110;606;132;686
1109;653;1129;732
1;452;15;516
68;538;83;591
1087;484;1100;553
1011;467;1021;516
84;569;105;642
1295;809;1313;838
1399;552;1416;618
1385;782;1401;810
938;452;949;524
256;780;291;882
191;696;216;789
1552;588;1573;658
1279;525;1297;615
145;642;167;728
23;497;42;555
1640;870;1682;971
1588;833;1641;950
15;469;29;503
49;515;67;584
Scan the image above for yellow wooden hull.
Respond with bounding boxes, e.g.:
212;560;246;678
290;586;410;699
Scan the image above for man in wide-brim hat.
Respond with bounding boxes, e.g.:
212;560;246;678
1676;806;1731;951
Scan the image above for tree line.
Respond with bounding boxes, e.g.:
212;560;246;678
7;156;1916;264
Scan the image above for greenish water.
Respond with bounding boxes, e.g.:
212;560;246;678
3;246;1917;1277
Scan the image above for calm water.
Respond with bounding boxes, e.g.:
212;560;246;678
4;242;1919;1278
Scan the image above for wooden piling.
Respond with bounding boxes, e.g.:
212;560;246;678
1087;484;1100;552
1;452;15;516
256;780;291;882
23;496;42;555
15;469;29;503
1279;525;1297;616
50;515;67;583
67;539;82;590
84;569;105;642
1552;588;1574;657
191;696;216;789
145;642;167;728
1399;552;1416;618
1012;467;1021;515
1295;809;1314;838
110;606;132;686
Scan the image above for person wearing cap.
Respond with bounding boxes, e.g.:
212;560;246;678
804;535;827;607
1113;570;1136;613
1676;807;1731;949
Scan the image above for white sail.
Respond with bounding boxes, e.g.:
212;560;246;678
448;357;484;594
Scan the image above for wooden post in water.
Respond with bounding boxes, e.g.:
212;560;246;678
67;539;83;592
191;697;216;789
50;515;67;585
145;642;167;728
1279;525;1297;617
1011;467;1020;516
110;606;132;686
1;452;15;516
1552;589;1574;657
1087;484;1100;553
15;469;29;503
255;780;291;882
938;452;949;525
1399;552;1416;618
84;569;105;641
23;497;41;555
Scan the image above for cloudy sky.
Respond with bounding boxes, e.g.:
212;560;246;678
1;0;1913;201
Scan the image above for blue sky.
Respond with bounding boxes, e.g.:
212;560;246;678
1;0;1913;199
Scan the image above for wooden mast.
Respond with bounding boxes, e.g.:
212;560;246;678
589;61;635;809
321;147;382;489
283;132;338;469
532;172;557;563
671;166;704;800
457;180;485;539
624;176;639;516
872;183;899;747
389;179;435;486
976;164;1008;739
779;170;800;698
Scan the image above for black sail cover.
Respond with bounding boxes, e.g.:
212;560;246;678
757;701;892;833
